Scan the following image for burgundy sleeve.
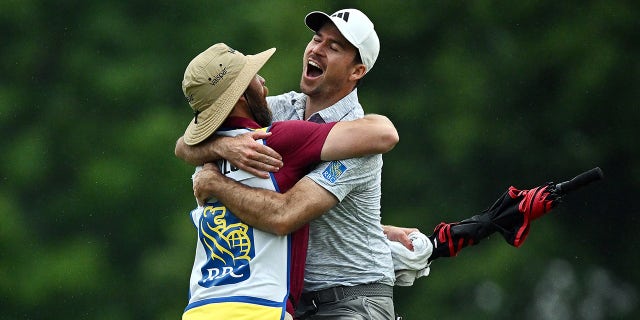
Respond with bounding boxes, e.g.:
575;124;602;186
267;120;337;168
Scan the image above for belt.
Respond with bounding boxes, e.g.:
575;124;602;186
301;283;393;305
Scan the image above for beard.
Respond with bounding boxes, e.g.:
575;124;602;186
245;86;272;127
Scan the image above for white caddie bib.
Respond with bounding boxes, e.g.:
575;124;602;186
184;128;289;320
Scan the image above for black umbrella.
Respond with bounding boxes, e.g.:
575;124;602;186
429;167;604;261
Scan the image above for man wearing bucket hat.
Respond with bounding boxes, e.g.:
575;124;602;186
180;42;400;320
177;9;411;319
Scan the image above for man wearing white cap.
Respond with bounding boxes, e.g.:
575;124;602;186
179;42;399;320
177;9;409;319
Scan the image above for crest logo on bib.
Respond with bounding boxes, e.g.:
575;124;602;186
198;203;254;287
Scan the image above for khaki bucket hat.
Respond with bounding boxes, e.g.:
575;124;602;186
182;43;275;145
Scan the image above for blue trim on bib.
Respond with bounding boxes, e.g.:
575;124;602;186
184;295;286;312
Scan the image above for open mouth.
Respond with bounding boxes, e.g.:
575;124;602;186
306;60;323;78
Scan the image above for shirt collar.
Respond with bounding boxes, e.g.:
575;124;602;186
303;88;361;123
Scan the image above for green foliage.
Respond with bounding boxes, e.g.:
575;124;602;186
1;0;638;319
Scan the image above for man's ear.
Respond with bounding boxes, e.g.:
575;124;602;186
349;63;367;81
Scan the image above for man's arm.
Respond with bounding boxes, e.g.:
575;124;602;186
192;115;398;235
320;114;399;160
194;165;415;250
175;131;283;178
176;114;397;177
193;163;337;236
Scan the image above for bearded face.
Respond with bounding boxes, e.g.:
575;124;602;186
244;79;272;127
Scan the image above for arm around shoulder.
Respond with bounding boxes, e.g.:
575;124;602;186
321;114;399;161
175;135;217;165
175;132;283;178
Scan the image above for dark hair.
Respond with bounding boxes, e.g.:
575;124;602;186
354;51;363;65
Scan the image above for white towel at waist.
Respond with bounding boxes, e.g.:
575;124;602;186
387;231;433;286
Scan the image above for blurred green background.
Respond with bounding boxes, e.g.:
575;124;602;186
1;0;638;319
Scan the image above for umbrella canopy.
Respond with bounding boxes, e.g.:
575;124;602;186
429;167;603;261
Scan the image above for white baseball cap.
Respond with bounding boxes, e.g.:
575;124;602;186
305;8;380;74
